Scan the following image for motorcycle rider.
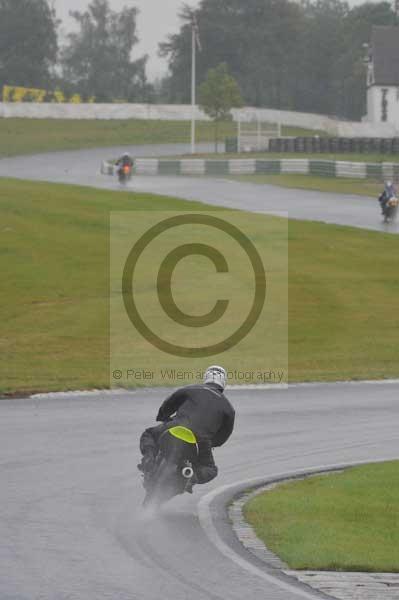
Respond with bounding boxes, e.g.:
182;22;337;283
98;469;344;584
379;180;396;214
115;152;134;174
138;366;235;489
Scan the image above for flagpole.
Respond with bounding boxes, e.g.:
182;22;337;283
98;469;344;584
191;19;196;155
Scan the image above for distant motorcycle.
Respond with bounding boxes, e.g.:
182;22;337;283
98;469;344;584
118;163;132;185
382;196;398;224
141;425;198;509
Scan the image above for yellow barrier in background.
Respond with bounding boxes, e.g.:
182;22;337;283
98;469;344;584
2;86;95;103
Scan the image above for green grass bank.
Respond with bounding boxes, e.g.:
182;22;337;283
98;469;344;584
0;119;318;158
1;178;398;394
243;462;399;572
183;151;399;163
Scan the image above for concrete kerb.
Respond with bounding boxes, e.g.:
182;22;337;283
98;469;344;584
198;457;399;600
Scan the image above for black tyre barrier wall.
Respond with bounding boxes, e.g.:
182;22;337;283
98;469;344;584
239;137;399;154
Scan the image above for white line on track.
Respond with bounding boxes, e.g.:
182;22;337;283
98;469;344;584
27;378;399;400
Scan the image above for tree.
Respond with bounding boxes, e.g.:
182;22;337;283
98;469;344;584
0;0;58;90
160;0;396;120
62;0;151;102
160;0;305;108
199;63;243;152
299;0;349;115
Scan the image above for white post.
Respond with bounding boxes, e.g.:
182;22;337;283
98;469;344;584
191;23;196;155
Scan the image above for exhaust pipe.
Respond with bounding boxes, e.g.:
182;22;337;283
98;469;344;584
182;466;194;479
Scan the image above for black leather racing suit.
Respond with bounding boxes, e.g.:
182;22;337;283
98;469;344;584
116;155;133;168
139;383;235;484
379;186;396;213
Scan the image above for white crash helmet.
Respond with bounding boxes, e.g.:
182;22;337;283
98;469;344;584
204;365;227;390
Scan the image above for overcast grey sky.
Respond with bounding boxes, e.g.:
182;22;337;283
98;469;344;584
54;0;370;80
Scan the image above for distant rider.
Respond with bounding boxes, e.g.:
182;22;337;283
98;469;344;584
138;366;235;490
115;153;134;174
379;181;396;214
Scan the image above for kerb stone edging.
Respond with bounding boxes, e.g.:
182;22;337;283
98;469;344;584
227;464;399;600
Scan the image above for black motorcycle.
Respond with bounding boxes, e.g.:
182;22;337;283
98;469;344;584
118;163;132;185
382;196;398;224
142;426;198;509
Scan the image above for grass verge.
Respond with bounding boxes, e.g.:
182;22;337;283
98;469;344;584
178;151;399;162
243;462;399;572
1;178;399;394
0;119;234;157
0;119;319;158
231;174;381;197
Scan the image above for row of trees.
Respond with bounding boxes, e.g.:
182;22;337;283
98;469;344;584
0;0;58;90
0;0;397;118
0;0;152;102
161;0;397;119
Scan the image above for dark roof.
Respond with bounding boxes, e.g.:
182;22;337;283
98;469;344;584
371;26;399;86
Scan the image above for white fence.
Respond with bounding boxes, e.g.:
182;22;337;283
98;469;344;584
1;101;398;137
0;102;208;121
237;120;281;152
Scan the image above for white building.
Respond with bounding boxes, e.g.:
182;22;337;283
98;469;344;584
365;26;399;127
